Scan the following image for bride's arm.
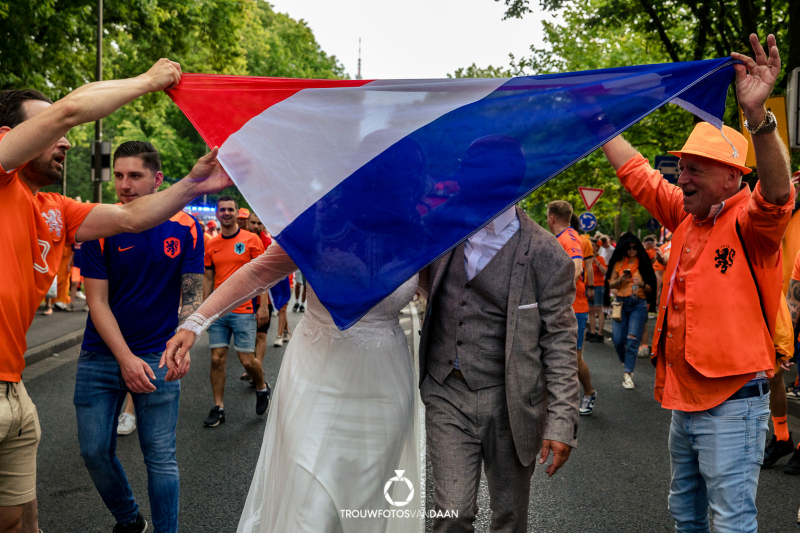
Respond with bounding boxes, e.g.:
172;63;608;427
183;243;298;334
160;243;297;380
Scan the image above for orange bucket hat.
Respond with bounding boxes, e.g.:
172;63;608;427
668;122;752;175
237;207;251;219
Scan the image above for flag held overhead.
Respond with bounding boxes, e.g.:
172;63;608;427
168;58;738;329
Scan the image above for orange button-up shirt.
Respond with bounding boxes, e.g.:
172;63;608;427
618;154;793;411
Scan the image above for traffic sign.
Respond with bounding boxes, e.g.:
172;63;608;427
738;95;792;167
655;155;680;184
646;218;660;232
579;212;597;232
578;187;604;211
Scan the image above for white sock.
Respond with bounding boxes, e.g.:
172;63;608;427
257;386;268;392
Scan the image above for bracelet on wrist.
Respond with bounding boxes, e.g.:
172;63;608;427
744;110;778;136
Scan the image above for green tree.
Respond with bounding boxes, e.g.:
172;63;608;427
1;0;346;209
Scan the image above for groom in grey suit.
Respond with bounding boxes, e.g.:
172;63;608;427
419;205;580;532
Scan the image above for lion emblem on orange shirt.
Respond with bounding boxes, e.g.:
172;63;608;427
714;246;735;274
40;208;63;238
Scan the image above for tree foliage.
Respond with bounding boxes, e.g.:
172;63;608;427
481;0;799;236
1;0;345;206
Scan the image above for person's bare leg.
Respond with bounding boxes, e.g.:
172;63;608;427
588;305;597;336
277;305;288;338
254;332;267;366
238;352;266;390
597;306;605;336
640;322;650;348
301;283;307;304
577;349;594;396
294;282;301;301
0;504;23;533
770;368;787;418
20;499;37;533
210;347;229;408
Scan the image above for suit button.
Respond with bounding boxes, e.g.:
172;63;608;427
457;341;463;346
460;301;466;306
448;360;453;364
458;321;463;326
465;283;471;289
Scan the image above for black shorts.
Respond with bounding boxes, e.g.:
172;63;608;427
253;303;273;334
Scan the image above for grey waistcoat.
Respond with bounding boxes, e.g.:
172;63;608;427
427;231;520;390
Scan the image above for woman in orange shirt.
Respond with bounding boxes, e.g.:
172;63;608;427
607;233;656;389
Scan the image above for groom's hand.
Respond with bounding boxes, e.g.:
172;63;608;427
539;440;572;477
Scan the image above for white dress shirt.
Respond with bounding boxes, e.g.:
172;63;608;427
463;206;520;281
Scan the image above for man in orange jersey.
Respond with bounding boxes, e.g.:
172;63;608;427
0;60;232;533
601;34;792;531
548;200;596;415
203;197;269;428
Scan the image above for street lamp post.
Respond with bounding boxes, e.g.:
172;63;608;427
93;0;103;203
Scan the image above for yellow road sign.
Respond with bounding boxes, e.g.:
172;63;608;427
738;95;790;168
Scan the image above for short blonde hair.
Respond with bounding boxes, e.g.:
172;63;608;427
547;200;573;223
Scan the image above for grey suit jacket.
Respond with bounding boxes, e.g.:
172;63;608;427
419;208;579;465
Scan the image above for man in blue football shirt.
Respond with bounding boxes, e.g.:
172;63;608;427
76;141;204;533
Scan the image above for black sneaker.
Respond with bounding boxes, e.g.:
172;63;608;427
784;445;800;474
113;513;147;533
763;433;795;467
203;406;225;427
256;384;272;415
299;304;305;312
292;303;300;312
586;332;599;343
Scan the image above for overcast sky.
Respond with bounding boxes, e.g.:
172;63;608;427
268;0;556;79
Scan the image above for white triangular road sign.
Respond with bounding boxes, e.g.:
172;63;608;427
578;187;604;211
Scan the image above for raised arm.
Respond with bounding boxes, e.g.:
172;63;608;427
0;59;181;172
75;148;232;242
732;34;791;207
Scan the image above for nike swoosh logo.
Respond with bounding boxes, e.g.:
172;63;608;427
119;246;135;252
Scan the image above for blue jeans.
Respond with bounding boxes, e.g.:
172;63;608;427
74;351;180;532
668;393;770;533
611;296;648;373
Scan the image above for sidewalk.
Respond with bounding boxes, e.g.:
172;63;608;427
24;304;89;366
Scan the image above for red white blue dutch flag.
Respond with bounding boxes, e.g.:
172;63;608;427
168;58;737;329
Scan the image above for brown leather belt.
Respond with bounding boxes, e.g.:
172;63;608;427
451;368;466;380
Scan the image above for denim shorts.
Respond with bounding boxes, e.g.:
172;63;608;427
588;285;605;307
208;312;256;352
576;312;589;350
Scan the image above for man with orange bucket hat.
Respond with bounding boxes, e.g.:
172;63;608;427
601;34;792;532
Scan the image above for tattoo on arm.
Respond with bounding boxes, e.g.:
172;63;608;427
179;273;204;325
788;279;800;334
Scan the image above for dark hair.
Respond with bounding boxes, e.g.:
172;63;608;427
643;234;657;243
547;200;573;223
0;89;53;129
216;195;238;210
113;141;161;174
570;213;581;232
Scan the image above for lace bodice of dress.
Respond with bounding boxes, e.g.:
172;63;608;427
301;274;419;348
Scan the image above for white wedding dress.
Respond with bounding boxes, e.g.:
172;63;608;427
180;245;422;533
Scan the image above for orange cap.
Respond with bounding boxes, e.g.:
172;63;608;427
238;208;251;219
668;122;752;175
207;220;217;228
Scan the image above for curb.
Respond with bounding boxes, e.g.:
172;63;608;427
24;329;84;366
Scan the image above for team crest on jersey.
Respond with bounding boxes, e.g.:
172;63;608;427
234;242;246;255
41;209;63;238
714;245;735;274
164;237;181;258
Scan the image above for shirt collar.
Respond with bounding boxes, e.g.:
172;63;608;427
485;206;517;235
693;183;750;225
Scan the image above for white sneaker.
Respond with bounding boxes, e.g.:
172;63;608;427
117;413;137;435
638;345;651;358
274;336;283;347
282;329;292;341
75;290;86;300
622;373;635;389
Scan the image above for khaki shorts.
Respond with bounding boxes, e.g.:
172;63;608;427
0;381;41;506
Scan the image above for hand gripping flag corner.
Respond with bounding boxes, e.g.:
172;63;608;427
168;58;737;329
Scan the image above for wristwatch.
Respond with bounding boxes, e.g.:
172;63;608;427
744;110;778;136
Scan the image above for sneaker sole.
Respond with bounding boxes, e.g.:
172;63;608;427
204;418;225;428
784;464;800;475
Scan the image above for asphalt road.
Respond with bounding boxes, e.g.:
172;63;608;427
25;308;800;532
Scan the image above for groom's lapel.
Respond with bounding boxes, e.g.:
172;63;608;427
430;248;457;301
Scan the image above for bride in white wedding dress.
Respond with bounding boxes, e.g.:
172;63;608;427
167;243;422;533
